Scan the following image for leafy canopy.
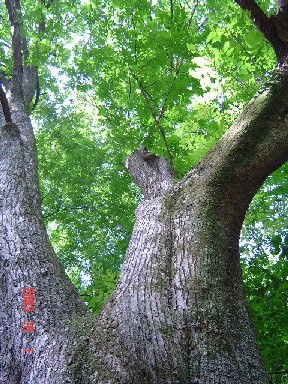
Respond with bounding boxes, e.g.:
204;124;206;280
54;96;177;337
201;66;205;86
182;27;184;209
0;0;287;381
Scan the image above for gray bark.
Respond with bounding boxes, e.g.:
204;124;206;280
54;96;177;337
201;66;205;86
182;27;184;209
0;93;93;384
2;66;288;384
0;3;94;381
125;147;175;199
80;71;288;383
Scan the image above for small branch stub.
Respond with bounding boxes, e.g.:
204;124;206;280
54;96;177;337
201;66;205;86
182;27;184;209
125;147;175;200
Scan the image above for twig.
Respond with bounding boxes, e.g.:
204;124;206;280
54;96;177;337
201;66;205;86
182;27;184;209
130;71;174;169
170;0;174;21
268;370;288;375
229;31;267;73
128;76;132;99
188;0;199;28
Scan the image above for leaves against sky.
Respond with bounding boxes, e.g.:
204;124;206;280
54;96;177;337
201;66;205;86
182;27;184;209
0;0;287;379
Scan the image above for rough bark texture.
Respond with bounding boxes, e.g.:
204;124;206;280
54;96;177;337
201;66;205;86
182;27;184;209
76;70;288;384
0;3;94;382
125;147;175;199
0;85;93;384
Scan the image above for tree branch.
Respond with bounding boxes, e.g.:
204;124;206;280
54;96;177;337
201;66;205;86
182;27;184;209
235;0;276;39
269;370;288;375
0;72;11;90
235;0;288;65
277;0;288;13
141;82;174;170
187;0;199;28
4;0;16;25
5;0;41;108
0;82;12;123
130;71;175;170
5;0;23;99
43;204;90;219
189;71;288;229
170;0;174;21
39;0;54;33
128;3;198;172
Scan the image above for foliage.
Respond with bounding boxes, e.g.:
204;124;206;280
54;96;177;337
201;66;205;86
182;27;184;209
241;235;288;383
35;95;139;312
241;164;288;383
0;0;287;377
71;0;276;176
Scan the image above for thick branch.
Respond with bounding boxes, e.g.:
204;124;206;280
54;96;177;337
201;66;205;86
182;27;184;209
5;0;40;108
235;0;276;40
235;0;288;64
4;0;16;25
188;70;288;230
125;147;175;199
277;0;288;13
23;66;39;108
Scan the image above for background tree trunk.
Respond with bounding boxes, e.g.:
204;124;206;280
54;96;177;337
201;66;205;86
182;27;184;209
0;92;94;384
0;17;94;381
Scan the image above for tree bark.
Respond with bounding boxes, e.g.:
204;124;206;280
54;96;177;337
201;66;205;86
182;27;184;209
0;88;94;384
2;67;288;383
0;3;94;383
77;71;288;383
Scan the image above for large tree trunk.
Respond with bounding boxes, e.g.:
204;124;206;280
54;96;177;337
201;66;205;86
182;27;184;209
1;69;288;384
76;71;288;384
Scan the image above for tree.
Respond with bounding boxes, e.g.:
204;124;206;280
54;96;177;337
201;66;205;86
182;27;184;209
0;0;287;383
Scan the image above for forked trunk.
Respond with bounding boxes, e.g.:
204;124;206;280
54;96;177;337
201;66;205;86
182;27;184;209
81;71;288;384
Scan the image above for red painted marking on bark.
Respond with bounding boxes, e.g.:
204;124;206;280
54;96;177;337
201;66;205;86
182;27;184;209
22;287;36;355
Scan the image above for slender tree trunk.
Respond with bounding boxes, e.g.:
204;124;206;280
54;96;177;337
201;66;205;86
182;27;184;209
0;6;93;380
0;83;93;384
